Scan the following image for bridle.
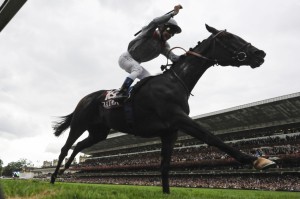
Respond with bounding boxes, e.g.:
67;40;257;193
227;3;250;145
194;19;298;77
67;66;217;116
188;30;251;65
163;30;250;69
162;29;251;97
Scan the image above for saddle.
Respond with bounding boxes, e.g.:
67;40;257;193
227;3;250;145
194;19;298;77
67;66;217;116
101;76;154;110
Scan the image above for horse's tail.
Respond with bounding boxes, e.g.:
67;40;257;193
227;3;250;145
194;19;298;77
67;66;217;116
52;113;73;137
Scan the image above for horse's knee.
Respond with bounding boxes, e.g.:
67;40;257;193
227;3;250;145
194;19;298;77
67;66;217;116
59;147;69;160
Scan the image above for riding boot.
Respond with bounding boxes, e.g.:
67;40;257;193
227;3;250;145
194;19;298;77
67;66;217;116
114;77;134;100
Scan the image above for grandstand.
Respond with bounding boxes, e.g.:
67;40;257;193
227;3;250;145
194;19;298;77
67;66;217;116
40;92;300;191
81;92;300;156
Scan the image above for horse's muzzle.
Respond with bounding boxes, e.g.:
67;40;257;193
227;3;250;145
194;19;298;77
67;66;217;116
251;50;266;68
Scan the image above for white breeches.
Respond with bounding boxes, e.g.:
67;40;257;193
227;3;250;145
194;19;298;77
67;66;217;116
118;52;150;80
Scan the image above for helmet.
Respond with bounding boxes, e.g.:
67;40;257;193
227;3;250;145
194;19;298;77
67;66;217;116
164;18;181;34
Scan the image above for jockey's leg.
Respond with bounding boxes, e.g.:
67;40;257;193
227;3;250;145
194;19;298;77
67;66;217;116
115;52;142;100
137;66;151;79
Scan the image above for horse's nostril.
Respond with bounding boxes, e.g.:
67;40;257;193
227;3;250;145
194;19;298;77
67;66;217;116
255;50;266;58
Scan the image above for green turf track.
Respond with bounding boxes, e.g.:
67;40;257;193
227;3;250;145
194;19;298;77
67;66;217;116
1;179;299;199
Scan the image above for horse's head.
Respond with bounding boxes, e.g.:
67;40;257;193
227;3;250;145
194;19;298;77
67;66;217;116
204;24;266;68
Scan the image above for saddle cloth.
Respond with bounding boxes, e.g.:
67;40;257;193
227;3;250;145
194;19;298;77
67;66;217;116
101;76;154;110
100;76;155;127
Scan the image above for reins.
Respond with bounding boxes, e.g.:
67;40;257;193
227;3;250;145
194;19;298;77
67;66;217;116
162;46;218;71
170;68;192;97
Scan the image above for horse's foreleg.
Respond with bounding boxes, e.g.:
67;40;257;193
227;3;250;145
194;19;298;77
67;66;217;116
176;113;257;164
175;113;275;169
160;132;178;194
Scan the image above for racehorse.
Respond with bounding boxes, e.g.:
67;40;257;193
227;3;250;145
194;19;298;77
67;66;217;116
50;24;275;194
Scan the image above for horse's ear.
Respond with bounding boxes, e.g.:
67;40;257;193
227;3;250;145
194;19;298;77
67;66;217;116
205;24;219;34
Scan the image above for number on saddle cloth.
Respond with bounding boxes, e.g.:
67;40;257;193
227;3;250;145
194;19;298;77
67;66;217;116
100;89;134;126
101;89;123;109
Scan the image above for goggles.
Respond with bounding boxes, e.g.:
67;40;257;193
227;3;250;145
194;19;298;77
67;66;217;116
165;27;177;36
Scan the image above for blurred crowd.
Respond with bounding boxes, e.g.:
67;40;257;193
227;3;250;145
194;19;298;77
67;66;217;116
63;174;299;191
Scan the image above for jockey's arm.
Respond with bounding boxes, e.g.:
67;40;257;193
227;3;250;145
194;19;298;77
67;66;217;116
139;10;177;37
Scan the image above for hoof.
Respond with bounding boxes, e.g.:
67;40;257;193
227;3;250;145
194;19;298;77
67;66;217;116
253;157;276;170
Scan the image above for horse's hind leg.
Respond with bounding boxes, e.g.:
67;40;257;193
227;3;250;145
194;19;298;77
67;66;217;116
50;127;85;184
61;124;110;173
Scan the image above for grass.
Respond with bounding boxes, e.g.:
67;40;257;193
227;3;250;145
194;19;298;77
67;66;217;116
0;179;299;199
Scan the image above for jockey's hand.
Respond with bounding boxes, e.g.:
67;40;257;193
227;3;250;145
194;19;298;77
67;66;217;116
173;4;182;16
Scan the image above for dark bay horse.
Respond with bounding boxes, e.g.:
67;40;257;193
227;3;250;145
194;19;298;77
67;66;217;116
51;24;275;193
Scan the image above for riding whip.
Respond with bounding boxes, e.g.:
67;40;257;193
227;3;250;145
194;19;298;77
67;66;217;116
134;5;183;36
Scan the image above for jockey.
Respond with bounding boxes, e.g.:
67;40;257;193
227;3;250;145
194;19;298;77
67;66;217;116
114;4;182;100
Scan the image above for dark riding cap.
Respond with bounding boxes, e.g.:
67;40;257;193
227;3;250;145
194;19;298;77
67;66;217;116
164;18;181;34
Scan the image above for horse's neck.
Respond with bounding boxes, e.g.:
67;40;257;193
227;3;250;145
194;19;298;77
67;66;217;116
173;48;213;93
171;37;217;93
